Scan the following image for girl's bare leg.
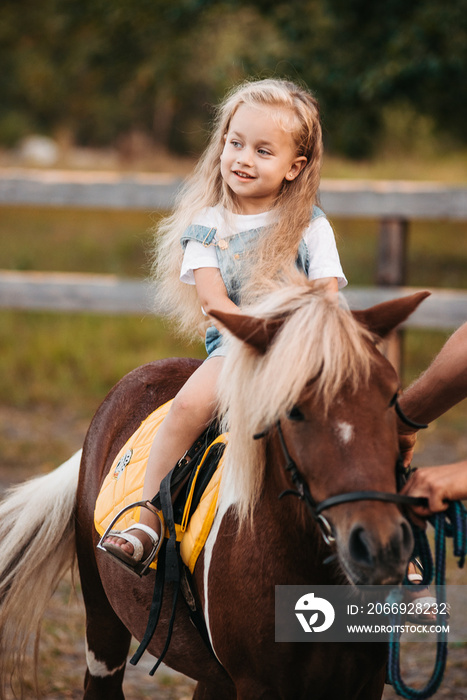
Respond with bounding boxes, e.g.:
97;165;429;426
105;357;224;556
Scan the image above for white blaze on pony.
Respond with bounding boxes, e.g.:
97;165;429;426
335;421;354;445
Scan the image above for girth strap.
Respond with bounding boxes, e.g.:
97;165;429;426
129;432;221;674
130;470;180;673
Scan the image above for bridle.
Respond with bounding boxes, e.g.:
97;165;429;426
254;395;429;546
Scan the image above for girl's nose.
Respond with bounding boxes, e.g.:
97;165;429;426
236;147;254;167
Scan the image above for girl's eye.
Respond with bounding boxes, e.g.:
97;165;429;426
287;406;305;422
258;148;271;156
231;140;242;148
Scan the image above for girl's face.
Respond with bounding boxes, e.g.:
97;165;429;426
220;104;307;215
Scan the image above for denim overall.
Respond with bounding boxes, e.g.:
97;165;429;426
180;206;326;356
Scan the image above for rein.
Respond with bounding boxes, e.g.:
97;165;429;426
254;396;467;699
386;501;467;699
254;396;429;545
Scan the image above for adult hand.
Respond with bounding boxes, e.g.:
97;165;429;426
401;461;467;518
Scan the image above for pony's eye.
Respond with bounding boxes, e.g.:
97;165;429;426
287;406;305;422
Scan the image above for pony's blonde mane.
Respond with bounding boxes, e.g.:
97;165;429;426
217;281;375;524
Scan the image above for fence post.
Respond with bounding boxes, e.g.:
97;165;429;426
376;217;408;374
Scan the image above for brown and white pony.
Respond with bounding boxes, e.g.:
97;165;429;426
0;283;428;699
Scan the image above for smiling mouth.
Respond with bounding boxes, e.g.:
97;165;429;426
233;170;255;180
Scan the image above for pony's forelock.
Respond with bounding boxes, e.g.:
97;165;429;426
217;283;374;524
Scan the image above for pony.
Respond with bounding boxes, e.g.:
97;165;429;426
0;281;428;699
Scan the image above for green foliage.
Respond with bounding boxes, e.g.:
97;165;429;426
1;0;466;157
0;0;285;153
256;0;467;157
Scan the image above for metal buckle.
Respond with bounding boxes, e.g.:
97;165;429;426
202;227;216;246
317;514;336;545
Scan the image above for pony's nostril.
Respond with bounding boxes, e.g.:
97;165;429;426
348;526;374;567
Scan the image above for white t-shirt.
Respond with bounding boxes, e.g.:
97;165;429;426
180;206;347;289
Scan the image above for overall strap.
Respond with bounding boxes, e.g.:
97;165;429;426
180;224;217;247
311;204;326;220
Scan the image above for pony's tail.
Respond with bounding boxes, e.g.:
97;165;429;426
0;450;81;698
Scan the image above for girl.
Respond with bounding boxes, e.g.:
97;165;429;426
102;78;347;574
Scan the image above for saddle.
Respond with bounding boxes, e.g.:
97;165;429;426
94;400;226;674
94;399;226;573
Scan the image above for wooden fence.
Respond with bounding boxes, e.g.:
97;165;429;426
0;269;465;330
1;168;466;218
1;169;466;340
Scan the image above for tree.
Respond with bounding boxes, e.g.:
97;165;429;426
258;0;467;157
1;0;466;158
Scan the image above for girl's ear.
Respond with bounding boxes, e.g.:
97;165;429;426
285;156;307;181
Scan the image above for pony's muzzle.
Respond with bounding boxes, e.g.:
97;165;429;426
345;514;414;585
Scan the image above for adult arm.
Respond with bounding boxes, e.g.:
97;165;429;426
400;322;467;426
399;322;467;516
398;322;467;465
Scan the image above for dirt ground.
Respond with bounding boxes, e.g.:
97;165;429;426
1;405;466;699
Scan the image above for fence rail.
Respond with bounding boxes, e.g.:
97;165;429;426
0;269;465;329
1;168;467;218
1;169;465;339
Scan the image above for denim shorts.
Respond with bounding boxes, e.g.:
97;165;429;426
205;325;226;359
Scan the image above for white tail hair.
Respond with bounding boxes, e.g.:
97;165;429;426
0;450;81;698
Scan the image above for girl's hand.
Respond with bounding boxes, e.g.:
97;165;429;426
314;277;338;294
193;268;241;331
401;461;467;518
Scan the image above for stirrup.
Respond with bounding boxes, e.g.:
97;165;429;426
97;500;164;577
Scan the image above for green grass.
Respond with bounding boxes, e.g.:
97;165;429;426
322;151;467;183
0;207;161;275
334;217;467;289
0;202;466;472
0;309;204;414
0;308;204;476
1;207;466;290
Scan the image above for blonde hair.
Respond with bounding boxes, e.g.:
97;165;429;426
152;78;323;340
217;279;374;524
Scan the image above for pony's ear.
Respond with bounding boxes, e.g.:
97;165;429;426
352;291;430;338
208;309;284;353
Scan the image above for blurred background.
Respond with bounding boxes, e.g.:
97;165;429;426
0;2;467;696
1;0;467;170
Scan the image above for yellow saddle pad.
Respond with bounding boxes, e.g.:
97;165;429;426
94;399;225;573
